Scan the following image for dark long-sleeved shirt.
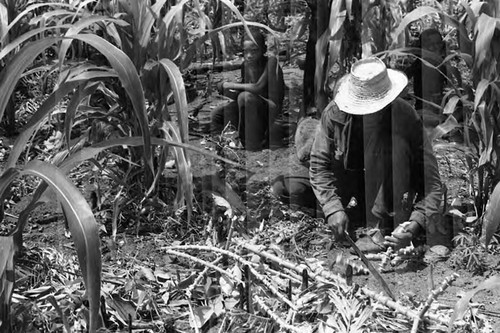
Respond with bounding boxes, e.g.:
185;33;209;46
309;97;442;230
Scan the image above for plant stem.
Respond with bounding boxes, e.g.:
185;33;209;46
163;245;297;310
238;242;449;325
254;295;304;333
411;273;459;333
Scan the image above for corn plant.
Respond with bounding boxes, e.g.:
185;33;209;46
385;0;500;243
0;0;256;331
0;160;102;332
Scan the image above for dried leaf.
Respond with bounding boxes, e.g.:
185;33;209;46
190;306;214;328
137;266;156;282
108;294;137;324
212;193;233;217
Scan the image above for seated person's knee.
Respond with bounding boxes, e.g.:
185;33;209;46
237;91;259;107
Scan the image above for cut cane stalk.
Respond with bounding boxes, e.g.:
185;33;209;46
163;245;297;310
411;273;459;333
254;295;304;333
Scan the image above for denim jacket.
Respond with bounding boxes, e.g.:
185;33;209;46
309;97;442;230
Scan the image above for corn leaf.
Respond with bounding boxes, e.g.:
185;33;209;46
0;37;64;125
474;79;490;110
140;0;167;49
64;81;101;150
219;0;254;40
158;59;188;143
326;0;346;71
58;16;126;65
482;182;500;247
474;14;499;71
5;80;82;169
160;0;189;61
0;2;8;45
69;33;154;177
0;2;71;43
0;25;74;63
58;136;243;174
0;160;102;331
443;95;461;115
448;275;500;332
0;236;14;332
182;21;274;69
160;122;193;221
392;6;440;45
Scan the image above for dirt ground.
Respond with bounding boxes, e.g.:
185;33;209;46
3;63;500;331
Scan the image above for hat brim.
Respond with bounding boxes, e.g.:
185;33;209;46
334;69;408;115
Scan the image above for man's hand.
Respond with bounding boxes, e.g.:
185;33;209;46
383;221;421;250
327;211;349;241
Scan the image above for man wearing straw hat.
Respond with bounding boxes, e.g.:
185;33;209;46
310;57;443;251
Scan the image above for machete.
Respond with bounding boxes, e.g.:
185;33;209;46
343;231;396;301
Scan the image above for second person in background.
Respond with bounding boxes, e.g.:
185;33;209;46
211;29;285;151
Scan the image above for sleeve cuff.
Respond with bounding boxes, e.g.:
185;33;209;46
323;200;344;219
409;211;426;230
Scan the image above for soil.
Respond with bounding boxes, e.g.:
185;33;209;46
3;63;500;332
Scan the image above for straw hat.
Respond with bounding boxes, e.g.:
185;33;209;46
334;57;408;115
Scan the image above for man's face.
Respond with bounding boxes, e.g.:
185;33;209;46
243;40;264;64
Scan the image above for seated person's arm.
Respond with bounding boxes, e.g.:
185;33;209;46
222;57;282;110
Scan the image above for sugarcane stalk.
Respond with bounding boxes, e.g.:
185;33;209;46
163;245;297;310
254;295;303;333
164;250;243;288
238;242;449;325
185;255;224;298
410;273;459;333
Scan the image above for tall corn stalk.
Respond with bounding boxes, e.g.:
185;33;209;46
388;0;500;237
306;0;405;114
0;0;253;331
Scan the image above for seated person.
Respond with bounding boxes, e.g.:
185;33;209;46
210;29;285;151
310;58;443;252
404;28;463;128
